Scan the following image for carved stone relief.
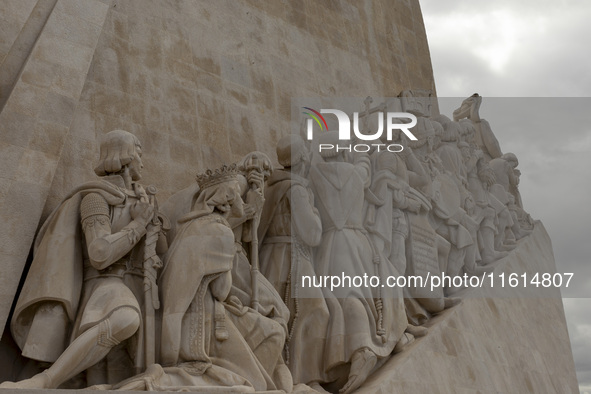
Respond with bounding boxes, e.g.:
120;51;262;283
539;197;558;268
1;95;535;393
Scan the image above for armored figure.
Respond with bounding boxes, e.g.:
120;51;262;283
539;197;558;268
2;130;165;389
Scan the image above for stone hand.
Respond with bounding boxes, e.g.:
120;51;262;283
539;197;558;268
483;172;496;187
245;189;264;213
242;204;257;220
406;198;421;213
247;170;265;191
392;189;406;207
130;201;154;225
307;188;315;206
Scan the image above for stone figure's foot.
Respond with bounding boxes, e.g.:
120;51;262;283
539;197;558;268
514;228;532;240
481;250;508;265
466;265;495;276
86;384;112;390
519;220;535;231
0;372;51;389
444;297;461;309
405;324;428;337
308;381;331;394
497;243;516;252
393;332;415;353
340;348;377;394
504;238;517;246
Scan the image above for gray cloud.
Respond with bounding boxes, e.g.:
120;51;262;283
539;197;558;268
421;1;591;390
421;0;591;97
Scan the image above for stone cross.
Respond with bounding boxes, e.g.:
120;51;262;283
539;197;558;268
357;96;386;133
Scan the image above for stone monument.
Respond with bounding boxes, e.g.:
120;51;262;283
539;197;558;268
0;0;578;393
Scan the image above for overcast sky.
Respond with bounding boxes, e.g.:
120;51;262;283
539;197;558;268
419;0;591;391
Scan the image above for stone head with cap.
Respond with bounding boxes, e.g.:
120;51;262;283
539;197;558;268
317;130;343;161
276;134;310;176
440;119;461;143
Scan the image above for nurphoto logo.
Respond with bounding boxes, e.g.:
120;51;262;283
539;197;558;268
302;107;418;153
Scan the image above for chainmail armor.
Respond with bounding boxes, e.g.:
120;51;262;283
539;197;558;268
80;193;110;223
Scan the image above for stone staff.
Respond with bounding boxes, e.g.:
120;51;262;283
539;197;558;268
142;185;163;368
241;153;271;313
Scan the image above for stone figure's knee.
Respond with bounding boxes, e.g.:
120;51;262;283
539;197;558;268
420;297;445;314
109;307;141;341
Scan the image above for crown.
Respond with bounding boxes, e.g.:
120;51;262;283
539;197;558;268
196;164;240;190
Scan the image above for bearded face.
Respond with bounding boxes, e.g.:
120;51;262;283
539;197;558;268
461;146;471;161
427;135;440;151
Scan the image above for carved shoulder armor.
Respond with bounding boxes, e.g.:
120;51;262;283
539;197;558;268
80;192;110;223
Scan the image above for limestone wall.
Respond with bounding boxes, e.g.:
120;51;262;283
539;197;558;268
0;0;39;109
0;2;36;64
0;0;436;334
60;0;437;204
0;0;111;338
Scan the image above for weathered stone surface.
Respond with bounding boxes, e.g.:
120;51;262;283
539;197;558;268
0;0;110;335
0;0;54;109
43;0;438;216
356;223;579;394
